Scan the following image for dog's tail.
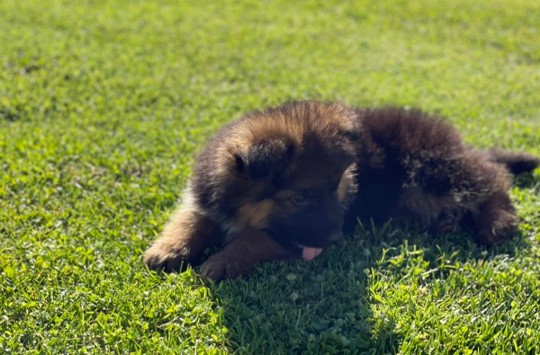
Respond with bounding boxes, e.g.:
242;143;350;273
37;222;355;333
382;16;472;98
482;149;540;175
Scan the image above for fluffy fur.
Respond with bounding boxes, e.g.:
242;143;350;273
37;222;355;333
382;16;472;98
144;101;539;280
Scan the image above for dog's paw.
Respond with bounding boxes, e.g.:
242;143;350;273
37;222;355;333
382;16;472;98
433;210;461;234
490;214;518;244
476;210;518;245
199;253;253;281
143;243;192;272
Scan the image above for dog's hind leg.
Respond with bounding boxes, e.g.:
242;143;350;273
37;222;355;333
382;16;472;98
451;154;519;245
471;191;518;245
408;149;520;245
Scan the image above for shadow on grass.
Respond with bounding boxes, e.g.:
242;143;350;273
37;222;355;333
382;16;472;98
210;248;386;354
204;220;532;354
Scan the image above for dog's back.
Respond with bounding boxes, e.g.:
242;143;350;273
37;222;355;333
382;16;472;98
347;108;538;244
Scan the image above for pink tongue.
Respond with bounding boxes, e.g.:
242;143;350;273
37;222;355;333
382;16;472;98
302;247;323;261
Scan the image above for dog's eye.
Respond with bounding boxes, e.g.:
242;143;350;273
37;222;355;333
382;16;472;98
290;194;309;206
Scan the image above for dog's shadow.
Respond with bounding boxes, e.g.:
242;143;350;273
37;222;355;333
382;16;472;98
208;222;530;354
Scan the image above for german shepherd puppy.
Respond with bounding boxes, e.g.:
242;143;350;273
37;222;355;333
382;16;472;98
144;101;539;280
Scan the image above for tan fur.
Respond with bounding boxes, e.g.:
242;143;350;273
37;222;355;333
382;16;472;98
337;165;358;205
236;200;274;230
200;227;294;280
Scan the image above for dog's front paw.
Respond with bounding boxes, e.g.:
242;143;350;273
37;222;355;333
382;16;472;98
143;242;192;272
200;252;254;281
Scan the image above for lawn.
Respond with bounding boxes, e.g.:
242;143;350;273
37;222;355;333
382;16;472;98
1;0;539;353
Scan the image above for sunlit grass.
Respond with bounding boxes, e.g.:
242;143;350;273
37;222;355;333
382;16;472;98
1;0;539;353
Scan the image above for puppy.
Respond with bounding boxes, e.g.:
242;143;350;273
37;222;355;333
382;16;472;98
144;101;539;280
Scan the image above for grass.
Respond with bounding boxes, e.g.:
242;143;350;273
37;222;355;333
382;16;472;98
1;0;539;353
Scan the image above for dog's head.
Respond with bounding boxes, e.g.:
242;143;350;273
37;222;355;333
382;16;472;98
229;101;359;260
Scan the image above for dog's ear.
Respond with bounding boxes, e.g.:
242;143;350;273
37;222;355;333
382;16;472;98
235;137;294;180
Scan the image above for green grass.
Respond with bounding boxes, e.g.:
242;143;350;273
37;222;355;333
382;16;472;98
1;0;540;353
